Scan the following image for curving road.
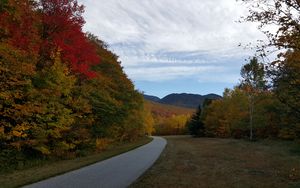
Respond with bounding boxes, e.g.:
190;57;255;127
23;136;166;188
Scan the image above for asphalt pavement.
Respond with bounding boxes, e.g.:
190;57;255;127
23;136;166;188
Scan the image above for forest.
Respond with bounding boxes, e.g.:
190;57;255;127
0;0;154;171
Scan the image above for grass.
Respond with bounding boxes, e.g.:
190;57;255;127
0;136;153;188
131;136;300;188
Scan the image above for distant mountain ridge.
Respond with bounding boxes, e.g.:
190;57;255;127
143;94;160;102
143;93;222;109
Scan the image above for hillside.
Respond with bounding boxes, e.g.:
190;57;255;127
145;99;195;135
145;100;195;118
144;93;222;109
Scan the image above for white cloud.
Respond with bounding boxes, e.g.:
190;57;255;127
124;65;224;81
79;0;265;83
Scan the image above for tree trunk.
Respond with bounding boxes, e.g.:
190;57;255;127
249;94;254;141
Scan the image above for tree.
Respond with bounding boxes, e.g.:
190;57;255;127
30;50;77;156
143;107;155;136
38;0;99;78
240;57;266;140
270;50;300;116
188;105;205;137
241;0;300;51
240;0;300;121
240;57;266;91
0;43;36;154
0;0;40;54
0;0;149;169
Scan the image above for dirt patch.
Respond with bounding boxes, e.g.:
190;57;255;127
130;136;300;188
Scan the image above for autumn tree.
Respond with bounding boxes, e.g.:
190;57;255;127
143;107;155;136
0;0;148;170
38;0;99;78
30;51;78;156
203;88;250;138
270;50;300;118
0;44;36;158
0;0;40;54
240;0;300;125
154;114;190;135
240;57;266;140
0;0;41;167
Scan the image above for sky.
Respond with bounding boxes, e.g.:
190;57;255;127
79;0;265;98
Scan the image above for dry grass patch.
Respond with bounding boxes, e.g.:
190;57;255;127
131;136;300;188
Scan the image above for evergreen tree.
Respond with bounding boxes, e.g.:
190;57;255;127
187;105;205;137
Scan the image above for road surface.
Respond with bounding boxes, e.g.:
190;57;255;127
24;136;166;188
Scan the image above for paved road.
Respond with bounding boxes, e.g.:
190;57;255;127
24;136;166;188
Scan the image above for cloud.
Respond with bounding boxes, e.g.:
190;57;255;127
124;65;224;81
79;0;265;83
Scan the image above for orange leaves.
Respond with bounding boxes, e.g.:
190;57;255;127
0;126;4;139
10;123;30;138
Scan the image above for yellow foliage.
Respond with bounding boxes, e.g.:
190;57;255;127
144;107;155;136
154;114;190;135
10;123;30;138
34;146;51;155
95;138;112;151
12;130;22;137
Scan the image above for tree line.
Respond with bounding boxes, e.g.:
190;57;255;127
0;0;150;170
188;0;300;141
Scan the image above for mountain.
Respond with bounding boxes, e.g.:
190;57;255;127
143;94;160;102
143;93;222;109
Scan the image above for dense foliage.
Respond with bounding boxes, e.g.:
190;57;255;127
188;58;299;140
144;100;192;135
0;0;147;170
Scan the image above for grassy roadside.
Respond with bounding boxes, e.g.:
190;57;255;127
131;136;300;188
0;136;153;188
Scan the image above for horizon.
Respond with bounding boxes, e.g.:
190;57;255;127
143;91;222;99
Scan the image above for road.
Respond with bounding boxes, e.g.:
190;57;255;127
23;136;166;188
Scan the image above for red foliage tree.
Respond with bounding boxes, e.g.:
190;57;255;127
39;0;99;78
0;0;40;54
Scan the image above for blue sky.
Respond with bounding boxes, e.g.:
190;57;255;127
79;0;265;98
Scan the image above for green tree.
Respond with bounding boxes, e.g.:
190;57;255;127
188;105;205;137
31;50;77;156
